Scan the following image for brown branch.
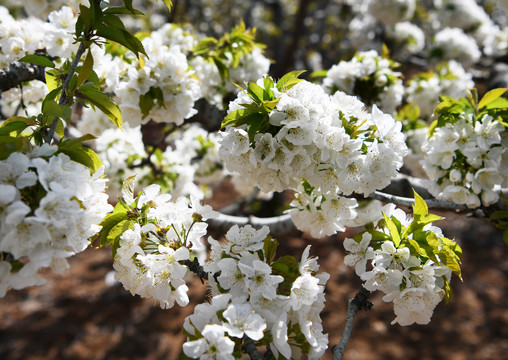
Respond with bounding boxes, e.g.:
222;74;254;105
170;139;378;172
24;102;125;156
332;288;372;360
242;336;264;360
0;61;46;93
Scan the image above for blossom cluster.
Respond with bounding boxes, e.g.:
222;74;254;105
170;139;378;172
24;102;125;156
0;5;77;117
344;199;462;326
183;226;329;359
221;77;407;195
115;36;201;127
92;122;223;201
0;145;112;296
111;183;217;309
322;50;404;114
421;94;508;208
219;76;407;236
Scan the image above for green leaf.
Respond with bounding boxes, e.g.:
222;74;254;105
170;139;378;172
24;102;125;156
104;5;144;14
18;54;55;68
213;57;229;82
383;212;401;247
478;88;508;109
439;246;462;279
247;82;265;104
245;113;266;143
45;71;61;93
78;83;123;129
261;98;280;112
271;255;300;296
486;96;508;110
412;190;428;216
0;116;37;128
98;211;129;247
41;99;71;122
310;70;328;79
0;135;18;159
428;119;438;137
58;145;103;174
76;49;94;88
159;0;173;12
55;119;65;138
490;210;508;221
139;86;165;119
76;4;92;35
263;236;278;265
222;108;252;128
101;14;126;29
0;120;31;136
276;70;306;92
96;24;147;58
122;175;137;206
58;133;97;149
263;76;274;97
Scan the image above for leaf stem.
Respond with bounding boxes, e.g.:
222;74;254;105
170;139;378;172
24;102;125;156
44;41;87;144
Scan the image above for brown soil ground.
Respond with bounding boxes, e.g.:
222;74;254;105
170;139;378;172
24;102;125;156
1;193;507;360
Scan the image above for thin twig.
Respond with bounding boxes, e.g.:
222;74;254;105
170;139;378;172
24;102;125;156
332;288;372;360
207;213;296;235
242;336;264;360
368;191;470;211
44;41;87;144
129;124;178;171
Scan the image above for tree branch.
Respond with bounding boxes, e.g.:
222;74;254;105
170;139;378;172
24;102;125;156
242;336;264;360
207;213;296;235
332;288;372;360
0;60;46;93
367;191;470;211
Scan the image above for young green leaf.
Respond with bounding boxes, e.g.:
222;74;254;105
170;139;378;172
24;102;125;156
383;212;401;247
96;24;147;58
76;51;94;88
18;54;55;68
412;189;428;216
122;175;137;206
0;120;32;136
263;236;278;265
98;211;129;247
276;70;306;92
78;83;123;129
58;146;103;174
478;88;507;109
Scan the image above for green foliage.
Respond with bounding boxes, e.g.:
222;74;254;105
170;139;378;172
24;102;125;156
18;54;55;68
139;86;165;119
271;255;300;296
365;191;463;301
77;83;123;129
430;88;508;136
489;194;508;244
396;103;427;132
57;135;103;174
192;21;263;83
221;71;306;144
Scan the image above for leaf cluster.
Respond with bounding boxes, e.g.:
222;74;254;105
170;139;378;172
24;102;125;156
429;88;508;136
192;21;263;83
221;71;305;144
362;191;463;302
